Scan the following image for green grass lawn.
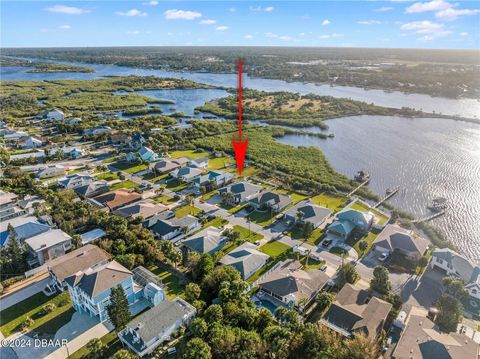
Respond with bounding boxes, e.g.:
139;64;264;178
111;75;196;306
259;241;290;258
350;201;371;213
95;172;119;181
228;203;249;214
304;228;324;245
165;179;189;192
311;192;348;212
175;204;201;218
142;172;168;183
274;189;307;204
208;157;234;170
204;217;228;228
247;210;277;227
170;150;208;159
112;161;149;174
148;264;185;300
232;225;263;242
70;329;121;359
102;155;122;164
110;180;139;191
0;291;73;337
288;225;323;244
154;195;177;205
201;190;218;201
247;247;294;284
345;231;378;257
329;247;349;257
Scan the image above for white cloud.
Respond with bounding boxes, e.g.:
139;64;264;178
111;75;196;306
405;0;452;14
216;26;229;31
116;9;147;17
264;6;274;12
299;32;305;36
435;7;480;20
265;32;278;38
46;5;90;15
319;34;330;39
127;30;141;35
244;34;253;39
250;6;274;13
322;19;331;26
375;6;394;12
228;8;236;13
164;9;201;20
332;33;344;38
279;35;292;41
400;20;452;39
460;31;469;37
142;1;158;5
199;19;216;25
59;24;71;29
357;20;382;25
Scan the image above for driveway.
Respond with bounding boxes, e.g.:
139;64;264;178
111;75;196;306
402;267;444;309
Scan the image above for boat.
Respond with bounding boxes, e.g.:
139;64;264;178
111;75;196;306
354;170;370;183
427;197;447;212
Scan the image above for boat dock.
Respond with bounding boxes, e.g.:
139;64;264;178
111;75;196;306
412;210;446;223
373;186;400;208
348;179;370;197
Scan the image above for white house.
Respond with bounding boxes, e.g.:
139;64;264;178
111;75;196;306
36;164;66;179
25;229;72;267
18;136;43;149
58;173;95;189
46;109;65;121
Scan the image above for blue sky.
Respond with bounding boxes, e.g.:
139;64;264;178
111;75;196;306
1;1;479;48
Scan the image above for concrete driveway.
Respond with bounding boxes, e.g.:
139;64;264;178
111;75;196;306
402;267;444;309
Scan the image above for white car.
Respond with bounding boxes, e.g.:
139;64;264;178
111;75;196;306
378;252;389;262
320;265;327;271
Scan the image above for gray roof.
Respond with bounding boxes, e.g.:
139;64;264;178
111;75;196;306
113;199;167;219
374;224;429;256
181;226;226;254
250;190;292;209
74;180;110;198
25;229;72;252
132;266;163;288
392;312;479;359
285;200;332;225
65;260;132;298
123;298;195;344
0;215;51;246
150;215;198;237
143;210;175;228
432;248;479;284
219;242;269;279
219;181;262;198
258;259;330;305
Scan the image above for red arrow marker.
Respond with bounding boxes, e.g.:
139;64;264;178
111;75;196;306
232;58;249;174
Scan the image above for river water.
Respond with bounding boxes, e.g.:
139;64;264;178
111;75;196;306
1;61;479;261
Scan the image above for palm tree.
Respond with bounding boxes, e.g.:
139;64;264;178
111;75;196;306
296;210;304;225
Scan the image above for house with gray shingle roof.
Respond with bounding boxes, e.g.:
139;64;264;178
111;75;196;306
74;180;110;199
218;181;263;205
219;242;269;279
250;190;292;213
150;215;200;242
373;224;429;260
169;166;203;182
118;298;196;357
430;248;480;300
284;200;332;228
113;199;167;220
181;226;227;255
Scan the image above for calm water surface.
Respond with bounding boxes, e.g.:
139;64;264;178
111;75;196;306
277;116;480;262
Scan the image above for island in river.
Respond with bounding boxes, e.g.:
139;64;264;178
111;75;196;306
0;56;95;73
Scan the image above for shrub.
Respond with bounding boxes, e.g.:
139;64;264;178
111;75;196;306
39;303;57;316
20;317;34;330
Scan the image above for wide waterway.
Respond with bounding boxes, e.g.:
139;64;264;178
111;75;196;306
2;61;479;261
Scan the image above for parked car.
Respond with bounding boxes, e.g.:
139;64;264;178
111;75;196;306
320;265;327;271
322;238;333;247
378;252;389;262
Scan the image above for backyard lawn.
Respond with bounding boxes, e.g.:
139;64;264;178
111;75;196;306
154;195;177;205
175;204;201;218
350;200;390;226
148;264;185;300
112;161;148;174
0;291;73;337
233;225;263;242
259;241;290;258
345;231;378;257
311;192;348;211
142;172;168;183
274;189;308;204
95;172;119;181
110;180;139;191
247;210;277;227
208;156;234;170
164;179;189;192
70;331;121;359
170;150;208;159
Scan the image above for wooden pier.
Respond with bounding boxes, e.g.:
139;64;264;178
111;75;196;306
412;210;446;223
373;186;400;208
348;179;369;197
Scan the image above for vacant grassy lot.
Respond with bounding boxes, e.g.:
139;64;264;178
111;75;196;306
170;150;208;159
311;192;348;212
175;204;201;218
142;172;168;183
0;291;73;337
259;241;290;258
208;157;234;170
154;195;176;205
164;179;189;192
148;264;185;300
203;217;228;228
110;180;139;191
95;172;119;181
112;161;149;174
233;225;263;242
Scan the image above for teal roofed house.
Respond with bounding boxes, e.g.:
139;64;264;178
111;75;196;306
327;220;356;240
326;208;373;240
192;170;234;191
139;146;159;162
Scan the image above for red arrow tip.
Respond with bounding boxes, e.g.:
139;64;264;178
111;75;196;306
232;138;248;174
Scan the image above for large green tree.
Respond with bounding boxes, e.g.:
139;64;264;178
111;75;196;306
370;265;392;295
435;294;463;333
337;262;360;288
183;338;212;359
106;286;131;331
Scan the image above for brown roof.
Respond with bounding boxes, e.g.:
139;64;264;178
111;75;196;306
93;189;141;211
113;199;167;219
323;284;392;338
47;244;111;282
392;312;479;359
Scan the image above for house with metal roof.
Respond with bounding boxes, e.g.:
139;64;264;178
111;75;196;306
373;224;429;260
46;109;65;121
326;208;374;240
74;180;110;199
189;156;209;169
58;173;95;189
250;190;292;214
321;283;392;339
169;166;203;182
219;242;270;279
430;248;480;300
118;298;196;357
25;229;72;267
153;157;189;175
181;226;227;255
284;200;332;228
257;259;331;311
80;228;107;245
218;181;263;205
0;215;51;247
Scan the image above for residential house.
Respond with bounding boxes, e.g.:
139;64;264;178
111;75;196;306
143;210;176;228
36;164;66;179
189;156;209;169
113;199;167;220
181;226;227;255
327;208;374;240
218;181;263;205
192;170;234;191
18;136;43;149
258;259;331;310
392;307;479;359
150;215;201;241
153;157;189;175
430;248;480;300
90;189;142;212
58;173;95;189
2;129;28;141
130;133;146;150
321;283;392;339
139;146;159;162
110;133;130;145
169;166;203;183
68;117;82;125
47;244;111;290
75;180;111;199
373;224;429;260
0;215;51;247
284;200;332;228
9;150;45;161
219;242;270;280
61;146;84;159
250;190;292;214
65;260;140;321
46;109;65;121
0;190;25;221
25;229;72;267
17;195;46;214
84;126;112;136
80;228;107;245
118;298;196;357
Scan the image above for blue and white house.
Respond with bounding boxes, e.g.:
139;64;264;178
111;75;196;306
192;170;234;190
326;208;374;240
